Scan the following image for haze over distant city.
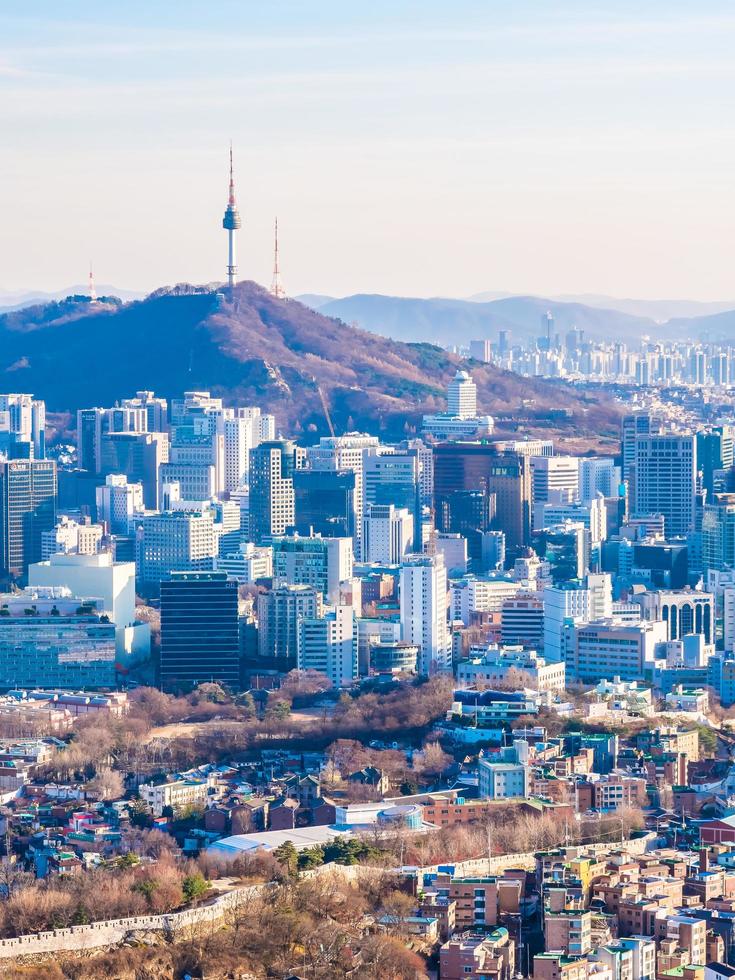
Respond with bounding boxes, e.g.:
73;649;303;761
3;1;735;300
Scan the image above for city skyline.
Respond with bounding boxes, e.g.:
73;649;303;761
3;2;735;299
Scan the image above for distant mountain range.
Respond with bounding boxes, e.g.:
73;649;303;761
296;292;735;346
300;293;655;346
468;292;735;321
0;282;619;444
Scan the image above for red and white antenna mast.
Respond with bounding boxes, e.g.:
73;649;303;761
270;217;285;299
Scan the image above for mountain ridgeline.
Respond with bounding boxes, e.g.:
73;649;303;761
0;281;618;443
303;293;735;346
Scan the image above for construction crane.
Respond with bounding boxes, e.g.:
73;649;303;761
315;379;336;437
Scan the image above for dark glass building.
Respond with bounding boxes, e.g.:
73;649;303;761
0;458;57;583
293;468;356;538
160;571;239;692
435;489;496;565
433;443;531;550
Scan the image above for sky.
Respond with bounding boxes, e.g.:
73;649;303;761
2;1;735;300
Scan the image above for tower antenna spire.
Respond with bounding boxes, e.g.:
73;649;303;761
222;142;242;289
270;217;285;299
88;261;97;303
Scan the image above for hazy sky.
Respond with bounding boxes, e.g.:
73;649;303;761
3;1;735;299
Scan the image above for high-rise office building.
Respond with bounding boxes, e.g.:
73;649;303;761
697;426;735;499
579;457;621;502
363;450;422;533
702;493;735;573
271;533;353;602
543;583;591;662
160;571;239;691
249;440;300;543
168;392;274;496
297;604;356;687
118;391;168;432
500;593;544;647
399;553;450;675
0;458;57;582
77;406;148;472
158;459;216;505
534;496;607;545
435;489;495;567
307;433;380;558
447;370;477;418
534;522;589;584
96;474;144;535
621;413;661;487
434;444;531;550
293;468;356;538
0;394;46;458
41;517;103;559
469;339;492;363
100;431;169;509
136;510;218;595
634;433;696;537
361;503;414;564
565;619;666;684
423;373;493;440
531;456;579;505
256;584;321;670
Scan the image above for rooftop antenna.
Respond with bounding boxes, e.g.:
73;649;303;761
270;217;285;299
88;262;97;303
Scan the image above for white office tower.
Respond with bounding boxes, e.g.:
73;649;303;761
168;391;274;496
725;587;735;653
118;391;168;432
450;574;521;626
223;408;275;493
41;517;103;559
0;393;46;457
447;370;477;418
135;510;218;595
535;495;608;544
96;474;144;535
271;534;353;603
362;503;414;564
401;438;434;508
531;455;579;505
579;457;621;503
216;542;272;583
159;459;217;505
634;433;696;536
586;572;613;619
307;433;380;559
543;584;590;662
434;533;468;576
298;605;356;687
399;553;450;675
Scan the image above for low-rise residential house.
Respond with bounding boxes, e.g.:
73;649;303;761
139;774;219;817
439;928;515;980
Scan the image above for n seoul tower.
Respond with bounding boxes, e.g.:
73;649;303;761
222;144;242;289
